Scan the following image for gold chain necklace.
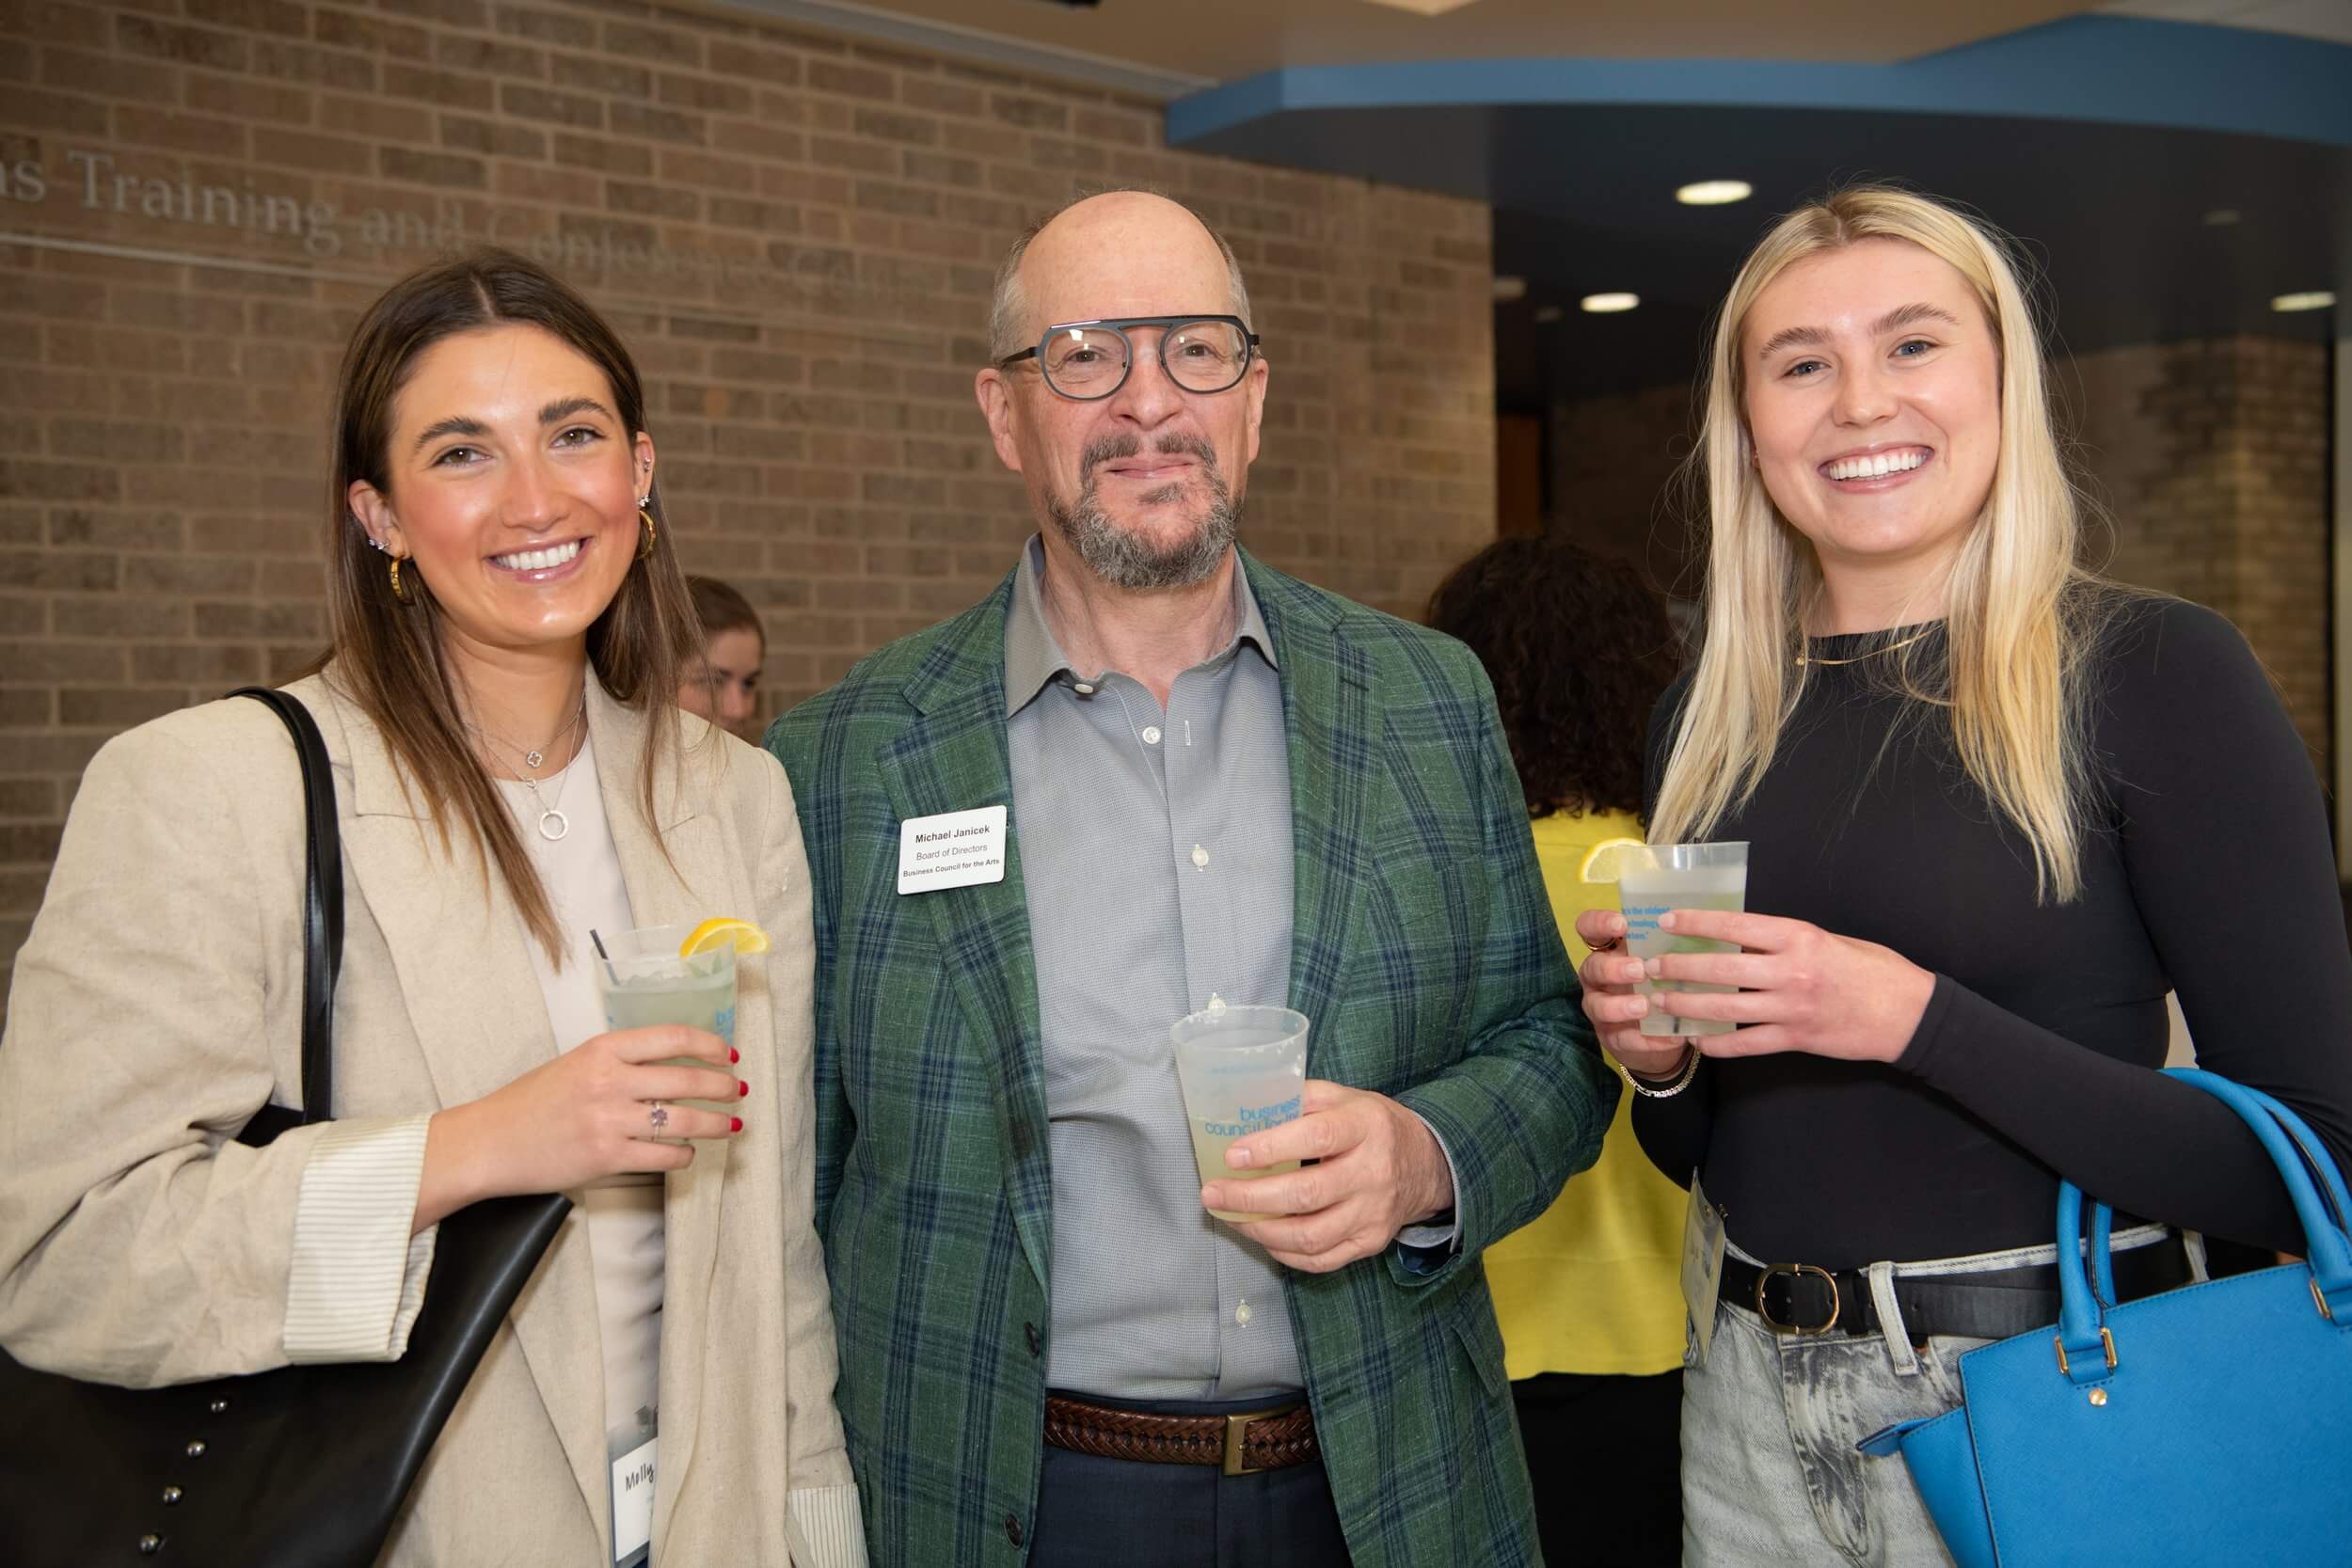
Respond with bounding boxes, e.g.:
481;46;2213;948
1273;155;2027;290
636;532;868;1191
1794;627;1935;669
466;696;586;841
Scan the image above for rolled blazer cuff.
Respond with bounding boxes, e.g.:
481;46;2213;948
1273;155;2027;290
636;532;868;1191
284;1114;438;1363
787;1482;869;1568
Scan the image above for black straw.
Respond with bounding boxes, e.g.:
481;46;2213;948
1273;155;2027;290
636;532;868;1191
589;927;620;989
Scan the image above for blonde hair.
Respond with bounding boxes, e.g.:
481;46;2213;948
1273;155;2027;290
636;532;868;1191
1649;185;2105;901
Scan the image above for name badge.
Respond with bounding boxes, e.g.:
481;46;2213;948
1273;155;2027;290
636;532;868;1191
1681;1176;1727;1369
612;1435;657;1564
898;805;1008;895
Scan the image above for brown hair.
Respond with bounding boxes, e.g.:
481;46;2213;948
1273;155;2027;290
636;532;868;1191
1427;537;1679;819
323;247;700;962
685;575;765;647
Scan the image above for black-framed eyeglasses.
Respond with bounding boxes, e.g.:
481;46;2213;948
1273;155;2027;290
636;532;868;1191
997;315;1261;401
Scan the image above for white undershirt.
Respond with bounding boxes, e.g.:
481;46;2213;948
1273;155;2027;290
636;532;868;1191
496;736;664;1561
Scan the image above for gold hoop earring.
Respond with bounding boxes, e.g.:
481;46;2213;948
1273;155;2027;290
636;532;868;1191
389;555;411;604
638;507;658;561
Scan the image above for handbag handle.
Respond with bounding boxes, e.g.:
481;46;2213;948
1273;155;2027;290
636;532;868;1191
2055;1069;2352;1383
230;687;343;1142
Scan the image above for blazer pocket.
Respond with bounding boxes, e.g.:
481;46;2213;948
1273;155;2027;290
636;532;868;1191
1443;1282;1510;1402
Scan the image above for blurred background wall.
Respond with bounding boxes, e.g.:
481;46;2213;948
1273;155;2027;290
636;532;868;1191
0;0;2344;987
0;0;1501;970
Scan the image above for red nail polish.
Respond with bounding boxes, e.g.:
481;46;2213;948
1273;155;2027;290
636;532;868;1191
730;1116;743;1133
729;1047;739;1064
739;1079;749;1098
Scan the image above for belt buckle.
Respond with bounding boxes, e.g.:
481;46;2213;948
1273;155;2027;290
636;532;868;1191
1220;1406;1289;1477
1755;1262;1841;1336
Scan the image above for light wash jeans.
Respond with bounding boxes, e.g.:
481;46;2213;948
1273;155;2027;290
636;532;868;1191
1680;1226;2184;1567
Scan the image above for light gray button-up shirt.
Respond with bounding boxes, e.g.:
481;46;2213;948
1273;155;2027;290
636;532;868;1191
1004;535;1306;1400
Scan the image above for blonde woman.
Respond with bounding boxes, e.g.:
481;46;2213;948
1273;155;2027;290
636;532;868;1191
1573;186;2352;1566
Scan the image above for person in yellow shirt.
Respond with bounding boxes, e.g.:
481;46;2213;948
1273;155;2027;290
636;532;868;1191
1429;536;1687;1566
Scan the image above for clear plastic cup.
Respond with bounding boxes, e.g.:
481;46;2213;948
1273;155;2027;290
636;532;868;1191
596;924;737;1125
1170;1003;1309;1222
1615;842;1749;1037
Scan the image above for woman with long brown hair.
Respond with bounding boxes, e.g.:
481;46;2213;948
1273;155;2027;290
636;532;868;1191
0;250;866;1566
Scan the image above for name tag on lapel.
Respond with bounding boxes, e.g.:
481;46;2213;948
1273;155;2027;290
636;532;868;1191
898;805;1008;895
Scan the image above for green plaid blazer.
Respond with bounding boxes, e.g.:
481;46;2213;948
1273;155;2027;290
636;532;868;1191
770;552;1616;1567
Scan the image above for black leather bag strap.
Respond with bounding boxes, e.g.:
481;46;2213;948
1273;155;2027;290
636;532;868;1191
230;687;342;1142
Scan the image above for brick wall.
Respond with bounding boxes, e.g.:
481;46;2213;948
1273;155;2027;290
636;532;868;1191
2065;336;2332;767
0;0;1498;977
1546;379;1700;591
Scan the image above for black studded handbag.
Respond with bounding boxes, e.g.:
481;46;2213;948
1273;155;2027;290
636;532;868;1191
0;687;571;1567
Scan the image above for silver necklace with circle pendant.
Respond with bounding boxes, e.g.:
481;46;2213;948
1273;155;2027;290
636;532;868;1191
472;695;585;842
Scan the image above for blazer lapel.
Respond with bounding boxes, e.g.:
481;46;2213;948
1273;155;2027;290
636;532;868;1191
875;585;1053;1291
320;681;609;1538
1247;555;1376;1067
585;690;733;1545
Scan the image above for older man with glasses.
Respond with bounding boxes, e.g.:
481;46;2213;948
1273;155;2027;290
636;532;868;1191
770;188;1614;1568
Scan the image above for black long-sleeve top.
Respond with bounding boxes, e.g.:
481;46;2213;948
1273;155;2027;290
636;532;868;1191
1633;594;2352;1263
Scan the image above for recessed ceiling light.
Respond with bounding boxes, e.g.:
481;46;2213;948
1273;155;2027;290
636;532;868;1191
2272;291;2335;312
1581;293;1640;313
1677;180;1753;206
2202;209;2242;227
1356;0;1483;13
1534;305;1565;324
1492;276;1527;303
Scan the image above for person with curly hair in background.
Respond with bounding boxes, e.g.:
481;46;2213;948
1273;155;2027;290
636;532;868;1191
1428;535;1687;1567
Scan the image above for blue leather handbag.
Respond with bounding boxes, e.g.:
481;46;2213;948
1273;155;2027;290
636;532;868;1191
1858;1069;2352;1568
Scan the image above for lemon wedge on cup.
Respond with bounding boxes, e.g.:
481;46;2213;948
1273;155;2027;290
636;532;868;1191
1576;836;1648;885
679;917;770;958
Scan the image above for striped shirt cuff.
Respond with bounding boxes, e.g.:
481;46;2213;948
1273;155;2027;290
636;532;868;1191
787;1483;868;1568
284;1114;439;1363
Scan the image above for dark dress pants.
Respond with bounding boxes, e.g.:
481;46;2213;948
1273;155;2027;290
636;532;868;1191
1512;1369;1684;1568
1028;1390;1355;1568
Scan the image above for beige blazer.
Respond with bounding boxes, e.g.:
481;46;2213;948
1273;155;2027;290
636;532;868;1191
0;673;862;1567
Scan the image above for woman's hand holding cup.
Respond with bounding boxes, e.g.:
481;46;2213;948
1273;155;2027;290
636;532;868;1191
415;1025;742;1231
1573;910;1691;1079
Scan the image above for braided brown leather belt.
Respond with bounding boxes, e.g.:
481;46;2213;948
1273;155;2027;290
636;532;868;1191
1043;1395;1317;1477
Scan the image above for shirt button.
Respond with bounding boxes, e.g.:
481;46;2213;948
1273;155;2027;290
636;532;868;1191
1234;1298;1252;1325
1005;1514;1025;1546
1141;724;1162;746
1191;844;1210;869
1024;1322;1041;1358
1071;681;1095;696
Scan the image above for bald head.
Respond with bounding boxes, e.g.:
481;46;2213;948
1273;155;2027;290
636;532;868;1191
987;189;1253;360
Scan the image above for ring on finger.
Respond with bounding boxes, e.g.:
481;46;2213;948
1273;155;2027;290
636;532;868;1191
647;1100;671;1139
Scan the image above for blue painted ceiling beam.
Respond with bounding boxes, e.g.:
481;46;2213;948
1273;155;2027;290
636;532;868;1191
1169;16;2352;153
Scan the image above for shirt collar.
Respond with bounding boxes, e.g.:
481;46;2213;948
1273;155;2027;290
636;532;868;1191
1004;533;1278;718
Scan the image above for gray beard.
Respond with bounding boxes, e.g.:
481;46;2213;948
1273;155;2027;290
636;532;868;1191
1047;440;1241;592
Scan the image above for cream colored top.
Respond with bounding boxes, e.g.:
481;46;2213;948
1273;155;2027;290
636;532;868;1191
497;742;666;1486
